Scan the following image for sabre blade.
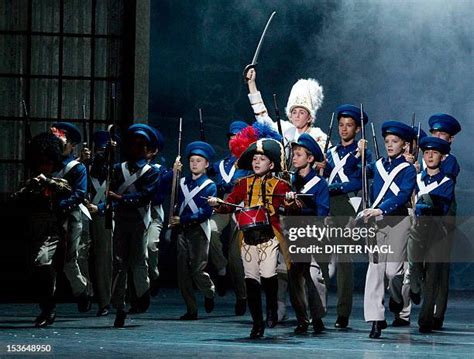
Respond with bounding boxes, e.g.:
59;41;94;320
250;11;276;65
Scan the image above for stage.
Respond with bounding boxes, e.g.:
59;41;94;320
1;289;473;358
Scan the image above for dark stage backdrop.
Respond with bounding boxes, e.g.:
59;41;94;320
149;0;474;290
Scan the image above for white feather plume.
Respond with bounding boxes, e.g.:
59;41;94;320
285;78;324;119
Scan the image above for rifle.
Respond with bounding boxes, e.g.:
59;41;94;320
82;104;89;149
413;122;421;159
198;108;205;141
272;94;289;171
360;104;368;211
319;112;335;176
370;123;381;160
22;100;32;179
104;83;117;229
168;117;183;226
361;104;378;263
409;112;416;154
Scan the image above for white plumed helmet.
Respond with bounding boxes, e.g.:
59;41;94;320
285;78;324;121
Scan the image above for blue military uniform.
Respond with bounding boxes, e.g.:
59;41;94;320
207;120;250;312
323;104;372;328
110;124;161;327
408;137;454;333
85;130;119;316
363;121;416;339
140;126;171;299
427;113;461;329
176;141;217;319
287;133;330;334
51;122;93;312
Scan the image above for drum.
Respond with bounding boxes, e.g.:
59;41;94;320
235;205;274;245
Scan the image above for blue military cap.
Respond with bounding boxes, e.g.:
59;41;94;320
227;120;248;137
428;113;461;136
150;126;165;152
185;141;215;161
336;104;368;126
52;122;82;144
381;121;414;142
93;130;121;149
291;133;324;162
419;137;451;154
126;124;161;150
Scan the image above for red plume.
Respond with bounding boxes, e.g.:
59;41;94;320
229;126;258;158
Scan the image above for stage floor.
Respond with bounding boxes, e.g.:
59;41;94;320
1;289;473;358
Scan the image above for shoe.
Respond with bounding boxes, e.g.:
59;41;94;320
204;297;215;313
294;322;309;334
235;299;246;316
335;316;349;329
150;278;160;297
389;297;403;314
410;290;421;305
180;312;198;320
216;275;227;297
392;318;410;327
369;320;387;339
96;305;110;317
249;321;265;339
34;311;56;328
77;291;93;313
114;310;127;328
419;325;433;333
433;318;443;330
312;318;325;334
128;306;144;314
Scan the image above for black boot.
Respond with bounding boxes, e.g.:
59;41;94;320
77;290;93;313
114;309;127;328
245;278;264;339
389;297;403;314
261;276;278;328
369;320;387;339
34;309;56;328
129;290;150;314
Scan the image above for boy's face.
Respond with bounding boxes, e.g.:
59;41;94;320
146;148;159;162
62;140;74;156
252;154;274;176
338;116;360;142
431;130;453;143
292;146;314;170
189;155;209;175
290;107;311;129
127;135;149;161
423;149;443;169
384;134;407;157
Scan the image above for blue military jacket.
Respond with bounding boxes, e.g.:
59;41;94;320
292;168;330;217
324;142;372;195
177;174;217;225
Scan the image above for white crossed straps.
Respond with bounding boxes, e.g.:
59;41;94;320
117;162;152;227
328;147;351;185
301;175;321;194
371;159;410;209
178;177;213;240
415;173;451;202
54;160;92;220
90;177;106;205
219;160;236;184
